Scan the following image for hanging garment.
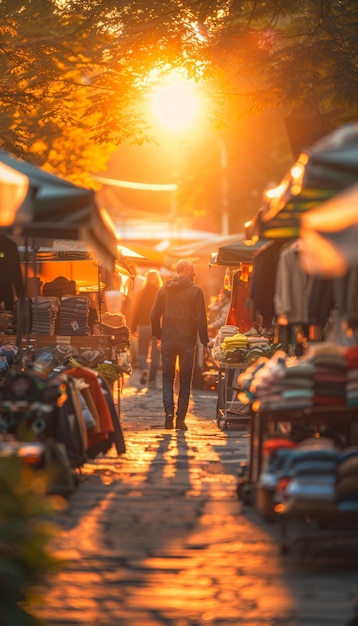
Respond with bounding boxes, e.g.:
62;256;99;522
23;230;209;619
250;241;285;328
97;375;125;456
47;372;87;468
80;386;101;433
226;271;254;333
0;234;24;309
274;240;312;325
65;366;115;454
307;276;335;327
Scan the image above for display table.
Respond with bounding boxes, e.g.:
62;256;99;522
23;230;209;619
246;404;358;555
276;501;358;555
215;361;249;429
0;334;116;359
248;404;358;485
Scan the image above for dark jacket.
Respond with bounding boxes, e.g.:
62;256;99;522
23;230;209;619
150;276;209;346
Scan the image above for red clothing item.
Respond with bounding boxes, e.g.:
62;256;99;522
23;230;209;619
345;346;358;369
66;366;114;447
227;280;254;333
313;395;346;406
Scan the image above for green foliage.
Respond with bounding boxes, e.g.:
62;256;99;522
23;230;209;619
0;0;357;187
219;0;358;120
0;455;63;626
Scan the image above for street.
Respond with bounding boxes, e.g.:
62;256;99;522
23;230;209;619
32;370;358;626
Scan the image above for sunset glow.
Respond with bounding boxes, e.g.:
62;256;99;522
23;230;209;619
149;74;202;133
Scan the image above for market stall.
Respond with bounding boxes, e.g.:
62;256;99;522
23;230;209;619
0;149;121;348
208;237;270;267
237;123;358;556
15;239;135;409
0;153;131;482
239;344;358;554
0;149;118;270
209;237;281;428
0;238;132;365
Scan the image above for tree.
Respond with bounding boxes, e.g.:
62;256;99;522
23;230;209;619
215;0;358;148
0;0;357;185
0;0;118;184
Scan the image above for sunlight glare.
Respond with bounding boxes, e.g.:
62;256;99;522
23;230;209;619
150;76;201;133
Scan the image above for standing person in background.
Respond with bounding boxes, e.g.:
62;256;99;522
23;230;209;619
207;288;231;337
124;262;145;369
151;259;210;430
131;269;163;387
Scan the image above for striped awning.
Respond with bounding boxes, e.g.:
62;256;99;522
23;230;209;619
245;123;358;241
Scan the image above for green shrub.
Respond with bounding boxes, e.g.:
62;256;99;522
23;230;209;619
0;455;64;625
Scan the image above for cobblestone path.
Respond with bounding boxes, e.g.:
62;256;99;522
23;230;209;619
31;371;358;626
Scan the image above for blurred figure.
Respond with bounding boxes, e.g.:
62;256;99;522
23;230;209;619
103;275;128;319
131;269;163;386
207;288;231;337
123;262;145;368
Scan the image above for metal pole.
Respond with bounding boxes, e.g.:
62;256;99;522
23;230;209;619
217;136;229;236
169;189;177;241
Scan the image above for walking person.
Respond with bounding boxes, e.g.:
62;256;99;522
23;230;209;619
131;269;163;387
151;259;210;430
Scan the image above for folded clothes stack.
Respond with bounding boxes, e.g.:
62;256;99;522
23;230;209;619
31;296;60;335
221;332;249;352
336;447;358;512
58;296;91;336
221;332;249;363
211;325;239;361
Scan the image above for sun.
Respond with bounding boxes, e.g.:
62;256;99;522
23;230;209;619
150;75;202;133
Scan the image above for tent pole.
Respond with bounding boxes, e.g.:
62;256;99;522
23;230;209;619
98;264;102;326
15;235;31;369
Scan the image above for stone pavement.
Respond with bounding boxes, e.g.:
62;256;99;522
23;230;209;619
32;370;358;626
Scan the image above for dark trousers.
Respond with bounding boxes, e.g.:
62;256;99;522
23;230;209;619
161;342;196;420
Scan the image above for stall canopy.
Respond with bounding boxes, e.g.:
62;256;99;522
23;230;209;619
245;123;358;241
19;240;119;292
163;234;244;269
18;239;147;294
0;150;118;271
300;182;358;278
209;238;271;266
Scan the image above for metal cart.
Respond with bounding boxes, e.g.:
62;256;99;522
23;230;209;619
216;361;249;429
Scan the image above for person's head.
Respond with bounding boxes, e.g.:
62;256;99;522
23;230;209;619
176;259;196;280
144;268;163;288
